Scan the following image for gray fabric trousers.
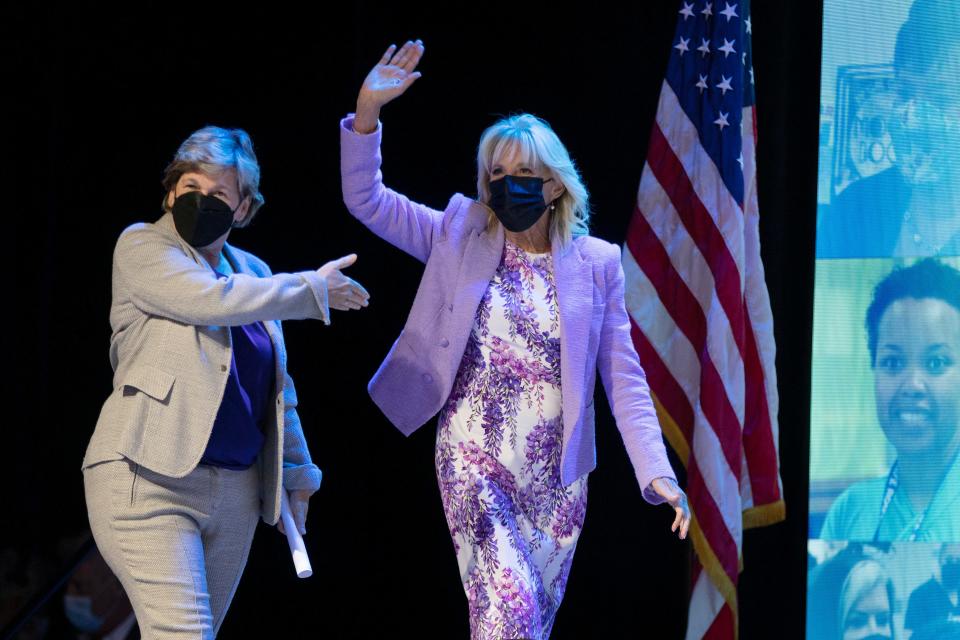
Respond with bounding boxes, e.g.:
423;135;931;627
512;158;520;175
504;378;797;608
84;459;260;639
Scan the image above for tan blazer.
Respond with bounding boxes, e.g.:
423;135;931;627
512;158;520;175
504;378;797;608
83;213;328;523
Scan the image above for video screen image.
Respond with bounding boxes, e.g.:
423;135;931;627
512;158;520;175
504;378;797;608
808;0;960;638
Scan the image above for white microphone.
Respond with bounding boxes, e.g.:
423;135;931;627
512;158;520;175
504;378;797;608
279;489;313;578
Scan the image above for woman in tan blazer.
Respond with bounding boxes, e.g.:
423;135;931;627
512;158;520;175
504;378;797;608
82;126;369;638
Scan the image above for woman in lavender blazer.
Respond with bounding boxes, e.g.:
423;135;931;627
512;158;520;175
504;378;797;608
342;41;690;639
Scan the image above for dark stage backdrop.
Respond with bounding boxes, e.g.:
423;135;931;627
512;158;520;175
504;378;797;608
3;2;819;638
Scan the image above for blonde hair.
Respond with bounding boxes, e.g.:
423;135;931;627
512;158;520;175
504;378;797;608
838;560;892;638
476;114;590;245
161;126;265;227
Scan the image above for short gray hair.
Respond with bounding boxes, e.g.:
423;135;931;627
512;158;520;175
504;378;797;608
162;126;265;226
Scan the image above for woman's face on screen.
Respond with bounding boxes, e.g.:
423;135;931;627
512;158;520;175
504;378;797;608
874;297;960;458
841;583;891;640
892;49;960;185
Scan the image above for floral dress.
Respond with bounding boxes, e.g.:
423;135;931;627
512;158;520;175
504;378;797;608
436;240;588;640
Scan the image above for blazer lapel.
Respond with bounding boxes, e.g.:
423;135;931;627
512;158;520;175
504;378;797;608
222;243;287;382
554;238;592;438
451;220;504;330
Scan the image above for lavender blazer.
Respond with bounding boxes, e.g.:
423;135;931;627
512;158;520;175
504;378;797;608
341;116;675;501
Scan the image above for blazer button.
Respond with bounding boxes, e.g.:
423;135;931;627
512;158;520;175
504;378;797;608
422;373;433;384
439;338;449;348
220;364;228;373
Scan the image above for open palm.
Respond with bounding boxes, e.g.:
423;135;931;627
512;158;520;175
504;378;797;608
362;40;423;99
354;40;425;133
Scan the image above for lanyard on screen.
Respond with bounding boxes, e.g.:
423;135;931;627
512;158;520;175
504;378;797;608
872;452;960;543
873;461;927;543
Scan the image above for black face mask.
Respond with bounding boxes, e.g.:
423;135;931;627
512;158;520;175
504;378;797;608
171;191;238;248
487;175;553;233
943;560;960;589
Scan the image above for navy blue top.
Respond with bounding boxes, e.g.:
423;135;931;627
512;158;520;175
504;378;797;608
200;270;276;469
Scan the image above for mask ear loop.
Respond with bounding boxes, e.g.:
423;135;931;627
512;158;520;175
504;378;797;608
543;178;560;211
165;182;186;213
230;195;250;228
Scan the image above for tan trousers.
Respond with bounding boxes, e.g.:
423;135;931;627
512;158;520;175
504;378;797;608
84;459;260;639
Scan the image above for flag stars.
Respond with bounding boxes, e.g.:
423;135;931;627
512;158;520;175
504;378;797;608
696;74;709;93
697;38;711;57
720;2;739;21
737;152;744;170
749;67;755;84
702;2;713;18
719;38;736;58
675;36;690;55
679;1;695;19
745;16;752;34
716;75;733;95
714;111;730;130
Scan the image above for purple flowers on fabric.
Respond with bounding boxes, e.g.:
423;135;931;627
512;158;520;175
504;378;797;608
435;241;587;640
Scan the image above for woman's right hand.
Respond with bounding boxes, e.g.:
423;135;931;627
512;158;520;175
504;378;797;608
354;39;425;134
318;254;370;312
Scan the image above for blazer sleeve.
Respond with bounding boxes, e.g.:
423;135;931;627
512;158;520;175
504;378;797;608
340;115;443;264
595;243;677;504
280;368;323;493
114;224;330;326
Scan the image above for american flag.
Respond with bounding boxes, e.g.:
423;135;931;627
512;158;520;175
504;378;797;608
623;2;784;638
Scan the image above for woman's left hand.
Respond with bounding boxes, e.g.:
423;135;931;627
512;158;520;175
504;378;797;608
354;40;425;134
277;489;312;536
651;477;690;539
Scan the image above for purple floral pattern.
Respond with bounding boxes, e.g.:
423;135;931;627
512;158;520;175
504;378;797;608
437;240;587;640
